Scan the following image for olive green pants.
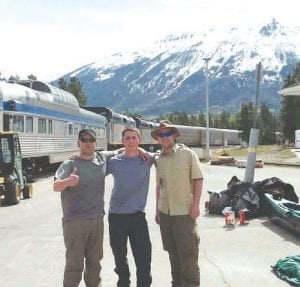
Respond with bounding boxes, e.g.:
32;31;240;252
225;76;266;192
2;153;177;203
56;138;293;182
159;212;200;287
62;218;104;287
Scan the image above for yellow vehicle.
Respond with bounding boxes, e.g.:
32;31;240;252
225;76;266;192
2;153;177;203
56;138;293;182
0;132;33;205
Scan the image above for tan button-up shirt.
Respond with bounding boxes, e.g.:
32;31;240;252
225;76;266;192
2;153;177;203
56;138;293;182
155;144;203;215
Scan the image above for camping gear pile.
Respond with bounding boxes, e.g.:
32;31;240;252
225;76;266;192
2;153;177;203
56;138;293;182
207;176;299;218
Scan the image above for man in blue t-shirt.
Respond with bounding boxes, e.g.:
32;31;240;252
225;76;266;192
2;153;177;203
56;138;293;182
107;127;155;287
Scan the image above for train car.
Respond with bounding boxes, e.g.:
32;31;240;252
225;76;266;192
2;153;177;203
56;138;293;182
174;125;202;146
0;80;107;177
1;79;242;177
83;106;136;150
222;128;241;146
173;124;241;147
133;117;159;151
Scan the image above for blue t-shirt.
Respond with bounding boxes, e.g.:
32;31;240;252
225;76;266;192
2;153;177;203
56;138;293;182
107;153;154;214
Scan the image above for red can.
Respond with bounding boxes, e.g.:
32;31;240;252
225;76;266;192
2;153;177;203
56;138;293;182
204;201;209;211
225;211;230;225
239;210;245;224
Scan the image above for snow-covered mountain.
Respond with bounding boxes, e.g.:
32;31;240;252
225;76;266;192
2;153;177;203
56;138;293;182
56;19;300;115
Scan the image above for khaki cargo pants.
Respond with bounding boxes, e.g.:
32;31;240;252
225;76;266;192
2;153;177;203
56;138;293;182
62;218;104;287
159;212;200;287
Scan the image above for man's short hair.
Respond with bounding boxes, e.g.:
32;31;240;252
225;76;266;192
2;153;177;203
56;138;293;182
122;126;141;138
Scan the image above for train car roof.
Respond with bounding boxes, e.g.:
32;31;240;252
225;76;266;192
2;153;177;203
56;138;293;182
84;106;135;124
1;82;106;127
133;117;158;128
10;80;79;108
173;124;241;133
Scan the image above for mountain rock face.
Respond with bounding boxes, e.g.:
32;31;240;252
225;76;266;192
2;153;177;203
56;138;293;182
56;19;300;116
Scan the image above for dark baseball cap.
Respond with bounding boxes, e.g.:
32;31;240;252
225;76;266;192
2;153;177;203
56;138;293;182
78;129;96;140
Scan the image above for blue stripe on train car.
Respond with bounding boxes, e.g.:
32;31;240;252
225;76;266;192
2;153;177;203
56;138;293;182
3;101;106;127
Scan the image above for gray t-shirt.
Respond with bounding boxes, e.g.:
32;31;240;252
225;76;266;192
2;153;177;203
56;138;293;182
55;151;113;221
107;153;155;214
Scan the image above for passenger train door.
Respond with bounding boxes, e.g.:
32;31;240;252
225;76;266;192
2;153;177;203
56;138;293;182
3;114;12;131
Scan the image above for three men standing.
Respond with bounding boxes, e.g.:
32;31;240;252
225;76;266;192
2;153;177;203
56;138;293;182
54;121;203;287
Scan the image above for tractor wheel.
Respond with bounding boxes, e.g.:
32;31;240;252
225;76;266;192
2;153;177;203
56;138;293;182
5;181;21;205
23;184;33;199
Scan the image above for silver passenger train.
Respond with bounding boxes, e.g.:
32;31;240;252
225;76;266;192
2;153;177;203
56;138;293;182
0;80;241;177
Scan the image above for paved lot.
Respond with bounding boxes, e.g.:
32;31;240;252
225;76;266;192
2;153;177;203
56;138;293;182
0;163;299;286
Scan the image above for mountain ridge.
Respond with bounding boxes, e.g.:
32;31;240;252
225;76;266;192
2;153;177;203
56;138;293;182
55;18;300;116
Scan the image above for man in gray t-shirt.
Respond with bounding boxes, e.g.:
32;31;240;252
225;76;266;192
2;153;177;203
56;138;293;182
54;129;113;287
106;127;154;287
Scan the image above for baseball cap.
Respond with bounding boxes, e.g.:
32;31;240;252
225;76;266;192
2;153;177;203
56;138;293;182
78;129;96;140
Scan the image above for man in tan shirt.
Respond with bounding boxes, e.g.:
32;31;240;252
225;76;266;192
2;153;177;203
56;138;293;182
152;120;203;287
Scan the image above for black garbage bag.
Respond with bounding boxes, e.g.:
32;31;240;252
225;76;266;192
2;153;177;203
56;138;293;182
230;181;260;217
257;177;298;203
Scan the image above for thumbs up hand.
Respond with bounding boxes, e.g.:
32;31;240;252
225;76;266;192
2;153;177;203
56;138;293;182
68;167;79;186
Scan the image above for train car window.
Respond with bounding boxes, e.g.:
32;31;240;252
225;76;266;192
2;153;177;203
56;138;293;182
69;124;73;135
18;82;31;88
112;116;120;123
48;120;53;134
38;118;47;133
13;115;24;132
32;81;51;93
100;128;105;136
25;116;33;133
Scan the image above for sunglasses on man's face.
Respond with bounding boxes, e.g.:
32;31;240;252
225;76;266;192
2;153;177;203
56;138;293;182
157;130;174;138
80;137;96;143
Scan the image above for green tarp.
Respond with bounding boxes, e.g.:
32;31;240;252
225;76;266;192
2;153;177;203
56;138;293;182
272;255;300;286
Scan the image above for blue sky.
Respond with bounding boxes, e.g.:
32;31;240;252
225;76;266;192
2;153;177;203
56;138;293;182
0;0;298;81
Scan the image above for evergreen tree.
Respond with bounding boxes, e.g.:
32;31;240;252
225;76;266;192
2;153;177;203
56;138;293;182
58;78;69;91
237;102;254;143
219;111;230;129
27;74;37;80
59;77;87;107
8;75;20;82
0;72;6;81
257;103;274;144
292;63;300;84
190;114;198;126
228;113;238;129
198;113;206;126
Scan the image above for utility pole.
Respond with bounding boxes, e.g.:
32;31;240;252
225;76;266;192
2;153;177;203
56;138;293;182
244;62;262;183
203;57;211;161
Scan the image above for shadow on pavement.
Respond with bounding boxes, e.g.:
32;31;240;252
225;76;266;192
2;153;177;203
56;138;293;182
261;218;300;245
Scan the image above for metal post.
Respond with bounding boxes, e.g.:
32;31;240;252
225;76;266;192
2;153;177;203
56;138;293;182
203;57;211;161
253;62;262;128
244;62;263;183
